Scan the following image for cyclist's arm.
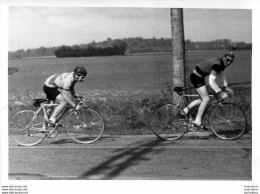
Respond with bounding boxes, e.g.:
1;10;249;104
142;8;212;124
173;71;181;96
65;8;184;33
61;75;77;108
218;71;228;88
209;70;221;93
62;89;77;108
70;85;76;97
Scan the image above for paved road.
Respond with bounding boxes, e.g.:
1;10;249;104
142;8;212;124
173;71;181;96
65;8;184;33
9;132;252;180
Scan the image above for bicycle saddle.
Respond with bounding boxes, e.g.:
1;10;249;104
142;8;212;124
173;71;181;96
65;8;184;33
174;86;191;92
33;99;49;107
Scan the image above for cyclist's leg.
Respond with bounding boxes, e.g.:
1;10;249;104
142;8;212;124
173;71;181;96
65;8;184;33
183;72;203;114
43;85;59;123
49;94;67;123
194;86;209;125
183;99;201;114
46;100;54;117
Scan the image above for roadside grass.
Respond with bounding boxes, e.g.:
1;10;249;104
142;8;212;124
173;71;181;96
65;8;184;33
8;82;251;135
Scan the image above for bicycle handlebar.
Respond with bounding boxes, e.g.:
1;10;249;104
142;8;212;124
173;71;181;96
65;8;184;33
174;86;234;100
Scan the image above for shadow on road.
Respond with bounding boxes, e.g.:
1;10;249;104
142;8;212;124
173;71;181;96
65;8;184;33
77;138;165;180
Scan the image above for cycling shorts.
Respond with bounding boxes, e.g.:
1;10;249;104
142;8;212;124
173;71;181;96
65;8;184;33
190;73;206;88
43;85;60;101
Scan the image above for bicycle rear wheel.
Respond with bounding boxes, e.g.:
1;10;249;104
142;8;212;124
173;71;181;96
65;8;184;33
9;110;46;146
66;108;104;144
209;103;247;140
150;104;188;141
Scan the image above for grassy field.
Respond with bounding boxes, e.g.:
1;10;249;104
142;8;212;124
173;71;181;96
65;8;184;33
8;50;251;134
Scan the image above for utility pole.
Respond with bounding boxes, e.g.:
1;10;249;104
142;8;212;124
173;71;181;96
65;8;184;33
171;8;186;101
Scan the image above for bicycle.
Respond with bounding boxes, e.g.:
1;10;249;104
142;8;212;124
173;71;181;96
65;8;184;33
150;86;247;141
9;95;104;146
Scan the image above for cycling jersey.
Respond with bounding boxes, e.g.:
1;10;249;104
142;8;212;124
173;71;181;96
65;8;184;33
44;72;75;91
195;57;226;77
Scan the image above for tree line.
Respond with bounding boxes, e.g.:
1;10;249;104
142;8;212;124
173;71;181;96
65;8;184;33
54;42;127;58
8;37;252;59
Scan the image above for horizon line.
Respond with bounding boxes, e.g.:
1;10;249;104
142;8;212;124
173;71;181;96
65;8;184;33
9;37;252;52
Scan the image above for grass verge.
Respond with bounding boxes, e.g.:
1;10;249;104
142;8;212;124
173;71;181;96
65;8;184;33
8;82;251;135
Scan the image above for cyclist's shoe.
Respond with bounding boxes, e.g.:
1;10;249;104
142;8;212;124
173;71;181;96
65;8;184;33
193;123;208;131
48;121;64;129
38;127;47;133
48;121;56;127
38;122;48;133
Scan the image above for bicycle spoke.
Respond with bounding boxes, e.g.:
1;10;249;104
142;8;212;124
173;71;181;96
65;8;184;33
9;110;46;146
227;121;245;130
213;109;227;121
150;104;187;141
209;103;246;140
66;108;104;144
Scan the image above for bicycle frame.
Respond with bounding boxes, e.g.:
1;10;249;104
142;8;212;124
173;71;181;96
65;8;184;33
9;96;105;146
34;102;71;124
150;86;247;141
175;92;217;118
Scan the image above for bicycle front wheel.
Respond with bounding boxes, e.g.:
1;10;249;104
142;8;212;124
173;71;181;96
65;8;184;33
66;108;104;144
9;110;46;146
150;104;188;141
209;103;247;140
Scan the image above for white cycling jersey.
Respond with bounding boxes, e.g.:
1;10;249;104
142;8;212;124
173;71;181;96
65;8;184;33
44;72;75;90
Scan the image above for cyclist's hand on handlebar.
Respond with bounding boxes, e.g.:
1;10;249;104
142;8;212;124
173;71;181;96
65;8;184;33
74;104;81;111
221;92;228;99
73;95;79;102
221;86;234;95
73;94;83;103
225;87;234;95
216;91;228;100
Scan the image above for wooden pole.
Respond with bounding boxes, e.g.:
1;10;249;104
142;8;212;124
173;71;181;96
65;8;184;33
171;8;186;101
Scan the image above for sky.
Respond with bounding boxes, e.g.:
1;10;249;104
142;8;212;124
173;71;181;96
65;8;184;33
8;7;252;51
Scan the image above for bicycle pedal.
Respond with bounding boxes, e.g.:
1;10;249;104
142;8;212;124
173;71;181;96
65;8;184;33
200;126;208;131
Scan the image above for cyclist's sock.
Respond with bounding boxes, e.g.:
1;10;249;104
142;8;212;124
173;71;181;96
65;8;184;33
179;111;186;118
49;117;56;123
183;108;189;114
193;122;202;127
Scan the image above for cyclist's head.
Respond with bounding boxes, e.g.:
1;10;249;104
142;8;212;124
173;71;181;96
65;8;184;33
74;66;87;76
223;51;235;66
74;66;87;82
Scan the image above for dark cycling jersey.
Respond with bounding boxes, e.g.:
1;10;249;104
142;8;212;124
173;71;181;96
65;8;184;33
195;57;226;77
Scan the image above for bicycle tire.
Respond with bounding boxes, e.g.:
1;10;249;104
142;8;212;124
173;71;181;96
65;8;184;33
209;103;247;140
9;110;46;146
150;104;188;141
66;108;104;144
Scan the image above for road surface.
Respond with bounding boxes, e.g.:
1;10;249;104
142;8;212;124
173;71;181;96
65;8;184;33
9;132;252;180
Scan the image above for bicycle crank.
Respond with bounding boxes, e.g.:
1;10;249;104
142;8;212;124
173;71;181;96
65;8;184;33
188;121;200;132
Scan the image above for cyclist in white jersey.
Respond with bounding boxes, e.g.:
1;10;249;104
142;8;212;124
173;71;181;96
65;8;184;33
43;66;87;125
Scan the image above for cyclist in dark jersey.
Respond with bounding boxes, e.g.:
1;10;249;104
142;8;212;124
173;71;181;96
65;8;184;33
183;52;235;129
